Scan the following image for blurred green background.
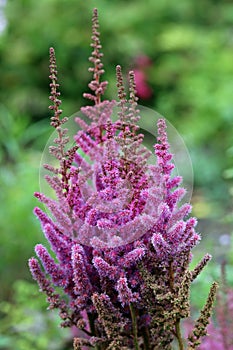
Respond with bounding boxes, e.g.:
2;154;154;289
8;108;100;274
0;0;233;349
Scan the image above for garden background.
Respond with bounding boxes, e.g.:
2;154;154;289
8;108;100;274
0;0;233;349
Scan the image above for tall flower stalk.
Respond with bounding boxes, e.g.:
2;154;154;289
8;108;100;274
29;8;217;349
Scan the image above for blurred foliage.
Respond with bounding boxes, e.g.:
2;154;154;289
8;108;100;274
0;0;232;203
0;106;51;299
0;0;233;347
0;104;49;163
0;280;71;350
189;239;233;312
0;149;42;298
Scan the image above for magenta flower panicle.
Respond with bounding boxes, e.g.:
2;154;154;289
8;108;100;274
29;8;217;350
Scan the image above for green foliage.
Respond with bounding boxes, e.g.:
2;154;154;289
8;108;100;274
0;105;48;299
0;104;49;162
0;106;51;299
0;152;40;298
190;243;233;312
1;0;232;205
0;280;70;350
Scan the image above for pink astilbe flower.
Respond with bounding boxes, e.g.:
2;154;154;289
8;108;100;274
29;8;217;350
92;256;120;281
116;276;140;306
34;244;68;287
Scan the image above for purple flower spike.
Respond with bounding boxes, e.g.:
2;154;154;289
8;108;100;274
29;8;217;349
151;232;170;260
29;257;53;294
116;276;140;307
71;244;93;300
35;244;68;287
42;223;72;265
93;256;119;281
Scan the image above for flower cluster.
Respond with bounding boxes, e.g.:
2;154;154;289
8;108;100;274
29;9;217;349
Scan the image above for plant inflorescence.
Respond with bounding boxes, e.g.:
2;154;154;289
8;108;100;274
29;8;217;350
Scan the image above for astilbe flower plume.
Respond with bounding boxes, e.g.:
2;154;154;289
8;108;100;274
29;8;217;350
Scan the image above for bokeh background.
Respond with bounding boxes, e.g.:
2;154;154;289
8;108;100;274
0;0;233;349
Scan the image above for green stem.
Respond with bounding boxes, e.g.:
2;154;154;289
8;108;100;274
87;314;101;350
175;319;184;350
88;313;96;336
142;326;150;350
168;261;184;350
130;303;140;350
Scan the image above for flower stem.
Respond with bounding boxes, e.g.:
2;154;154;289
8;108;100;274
175;319;184;350
130;303;140;350
142;326;150;350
